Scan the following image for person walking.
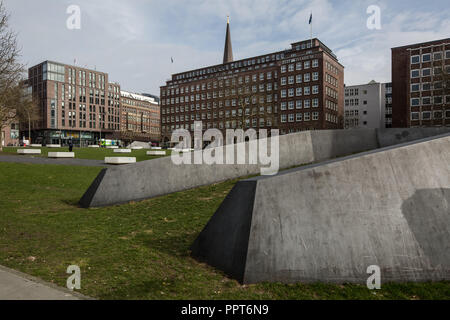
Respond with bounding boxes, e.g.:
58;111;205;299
68;139;73;152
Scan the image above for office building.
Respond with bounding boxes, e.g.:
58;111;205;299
392;38;450;127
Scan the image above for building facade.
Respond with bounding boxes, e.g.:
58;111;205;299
160;21;344;145
392;38;450;128
385;82;392;128
26;61;121;145
1;121;20;147
118;91;160;144
344;81;387;129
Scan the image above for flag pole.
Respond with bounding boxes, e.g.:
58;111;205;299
310;12;313;48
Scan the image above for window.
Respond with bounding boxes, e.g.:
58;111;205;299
411;55;420;64
434;96;443;104
422;97;431;105
304;73;310;82
288;64;294;72
312;112;319;121
296;113;302;121
281;90;286;98
433;52;442;60
288;101;295;110
422;68;431;77
312;59;319;68
288;88;294;97
281;102;287;110
446;51;450;59
411;83;420;92
411;70;420;78
422;83;431;91
312;98;319;108
312;86;319;94
304;61;310;69
304;112;310;121
281;65;287;73
434;111;443;119
281;114;287;123
312;72;319;81
411;98;420;106
411;112;420;121
296;62;302;71
296;100;302;109
304;87;310;95
296;88;302;96
446;110;450;119
422;111;431;120
304;100;311;109
288;114;294;122
422;53;431;62
296;74;302;83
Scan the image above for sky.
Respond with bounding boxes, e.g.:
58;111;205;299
3;0;450;96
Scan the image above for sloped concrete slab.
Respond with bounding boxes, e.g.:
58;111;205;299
47;144;61;148
80;128;450;208
191;133;450;284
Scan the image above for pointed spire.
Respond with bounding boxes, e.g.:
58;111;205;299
223;16;233;64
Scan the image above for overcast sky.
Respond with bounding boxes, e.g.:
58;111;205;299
4;0;450;95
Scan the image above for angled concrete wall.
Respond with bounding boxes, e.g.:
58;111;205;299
191;133;450;284
80;128;450;207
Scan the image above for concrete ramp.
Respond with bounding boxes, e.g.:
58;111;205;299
191;133;450;284
80;128;450;208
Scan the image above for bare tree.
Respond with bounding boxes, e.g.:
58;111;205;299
0;1;31;150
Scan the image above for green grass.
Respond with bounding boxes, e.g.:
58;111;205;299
0;147;168;162
0;162;449;300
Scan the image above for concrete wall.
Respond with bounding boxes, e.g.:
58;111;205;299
80;127;450;207
192;133;450;284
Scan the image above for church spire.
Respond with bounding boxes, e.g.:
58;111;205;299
223;16;233;64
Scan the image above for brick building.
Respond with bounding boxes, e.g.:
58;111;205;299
392;38;450;127
118;91;160;144
160;20;344;145
26;61;121;145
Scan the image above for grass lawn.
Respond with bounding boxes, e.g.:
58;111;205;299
0;162;449;300
0;147;168;162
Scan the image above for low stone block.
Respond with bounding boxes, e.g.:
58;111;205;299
48;152;75;158
47;144;61;148
151;147;162;150
104;157;136;165
147;151;166;156
17;149;41;155
30;144;42;147
106;146;119;149
131;146;143;150
114;149;131;153
88;145;100;148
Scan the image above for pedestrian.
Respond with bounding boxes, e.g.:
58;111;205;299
68;139;73;152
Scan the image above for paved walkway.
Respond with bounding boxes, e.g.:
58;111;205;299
0;154;109;167
0;265;90;300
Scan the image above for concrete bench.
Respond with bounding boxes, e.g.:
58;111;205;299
106;146;119;149
17;149;41;155
151;147;162;150
47;144;61;148
105;157;136;165
30;144;42;147
114;149;131;153
48;152;75;158
147;151;166;156
88;145;100;148
131;146;144;150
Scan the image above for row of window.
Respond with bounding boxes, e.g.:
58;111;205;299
281;60;319;73
411;82;448;92
411;65;450;78
411;96;450;106
281;86;320;97
411;51;450;64
281;112;320;122
281;99;320;110
411;110;450;120
281;73;319;85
